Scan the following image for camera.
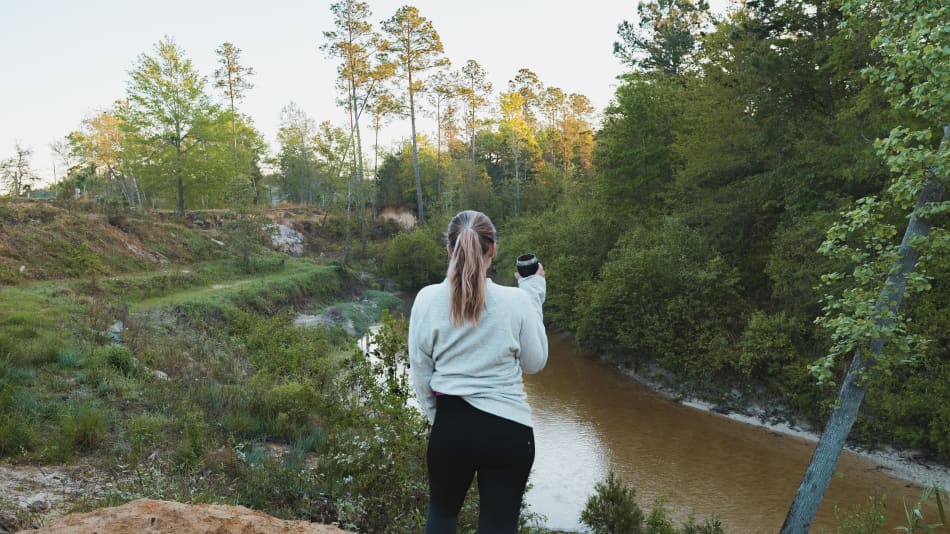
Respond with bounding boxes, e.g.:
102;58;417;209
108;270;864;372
516;253;539;277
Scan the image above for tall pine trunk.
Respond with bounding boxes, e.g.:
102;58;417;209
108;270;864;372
409;68;424;226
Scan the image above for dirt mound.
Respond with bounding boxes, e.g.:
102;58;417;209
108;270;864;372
19;499;352;534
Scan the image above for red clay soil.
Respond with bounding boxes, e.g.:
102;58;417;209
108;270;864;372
20;499;353;534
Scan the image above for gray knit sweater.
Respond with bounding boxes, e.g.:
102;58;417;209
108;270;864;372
408;275;548;428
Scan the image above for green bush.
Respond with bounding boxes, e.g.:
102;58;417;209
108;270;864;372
238;456;335;523
0;413;33;456
645;498;677;534
383;229;446;290
833;496;887;534
126;412;172;463
736;311;799;381
574;218;744;379
171;410;209;469
258;382;320;440
580;471;644;534
62;404;109;452
496;197;620;328
0;314;65;366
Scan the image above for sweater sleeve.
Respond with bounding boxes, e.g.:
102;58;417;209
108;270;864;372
516;275;548;374
407;292;437;424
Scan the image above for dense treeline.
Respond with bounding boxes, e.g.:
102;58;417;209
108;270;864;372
496;0;950;463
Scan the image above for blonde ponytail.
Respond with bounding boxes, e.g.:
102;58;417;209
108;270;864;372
446;210;496;325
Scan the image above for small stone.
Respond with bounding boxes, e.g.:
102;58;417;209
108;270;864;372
152;370;169;381
27;499;49;513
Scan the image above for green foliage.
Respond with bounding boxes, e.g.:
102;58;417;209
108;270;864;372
497;196;619;328
575;218;743;378
593;73;678;217
645;498;677;534
117;37;264;213
736;311;799;381
383;228;445;290
255;381;321;440
318;312;433;533
580;471;644;534
238;455;335;523
679;516;725;534
0;412;33;456
61;404;110;453
126;412;172;463
834;496;887;534
171;409;209;468
895;486;948;534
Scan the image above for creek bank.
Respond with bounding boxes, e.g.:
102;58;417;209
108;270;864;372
611;359;950;492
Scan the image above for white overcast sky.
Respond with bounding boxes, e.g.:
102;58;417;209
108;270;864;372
1;0;733;184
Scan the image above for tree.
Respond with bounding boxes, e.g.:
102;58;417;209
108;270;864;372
580;471;644;534
213;42;258;201
118;37;221;215
380;5;449;226
614;0;711;76
781;0;949;531
499;91;542;214
458;59;493;162
539;86;567;169
276;102;320;205
366;87;403;216
1;143;37;198
508;68;543;130
214;42;255;152
323;0;386;258
67;109;142;207
426;69;456;199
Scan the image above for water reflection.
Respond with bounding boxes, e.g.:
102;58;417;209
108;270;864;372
524;331;927;533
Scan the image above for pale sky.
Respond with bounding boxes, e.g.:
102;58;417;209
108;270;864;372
1;0;732;185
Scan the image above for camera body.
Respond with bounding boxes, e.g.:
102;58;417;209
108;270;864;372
516;253;539;277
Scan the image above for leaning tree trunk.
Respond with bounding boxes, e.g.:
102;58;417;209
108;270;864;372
781;124;948;533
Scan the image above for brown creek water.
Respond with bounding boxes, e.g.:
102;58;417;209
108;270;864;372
523;330;933;533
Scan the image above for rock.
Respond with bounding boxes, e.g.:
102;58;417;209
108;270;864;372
0;511;20;533
20;494;52;514
26;501;48;514
152;370;169;381
21;498;352;533
268;224;305;257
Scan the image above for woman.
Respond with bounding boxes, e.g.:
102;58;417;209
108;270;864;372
408;210;548;534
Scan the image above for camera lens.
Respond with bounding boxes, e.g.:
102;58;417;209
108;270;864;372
516;253;539;277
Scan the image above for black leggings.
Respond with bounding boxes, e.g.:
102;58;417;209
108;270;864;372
425;395;535;534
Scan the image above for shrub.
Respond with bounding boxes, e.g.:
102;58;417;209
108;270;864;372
238;456;336;523
644;498;677;534
580;471;644;534
62;404;109;452
680;516;726;534
171;410;209;469
833;496;887;534
574;218;743;379
0;413;33;456
258;382;321;440
126;413;171;463
383;229;445;290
